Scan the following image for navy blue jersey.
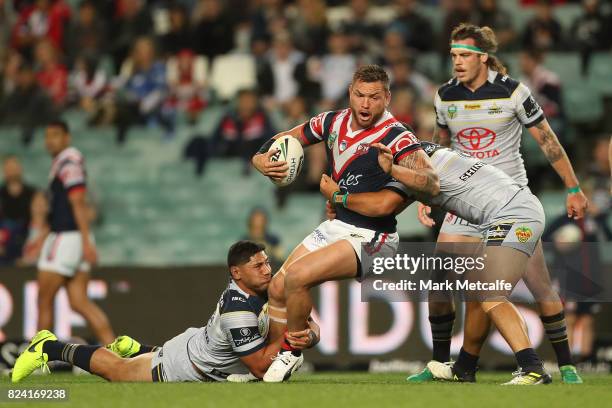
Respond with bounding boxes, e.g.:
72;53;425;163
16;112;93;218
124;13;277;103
47;147;87;232
300;109;421;233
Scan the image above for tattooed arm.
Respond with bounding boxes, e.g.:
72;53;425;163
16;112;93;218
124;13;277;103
528;118;588;218
372;143;440;197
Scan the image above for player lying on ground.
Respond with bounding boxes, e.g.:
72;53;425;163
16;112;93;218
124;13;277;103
251;64;439;382
409;23;588;384
315;141;554;385
11;241;319;383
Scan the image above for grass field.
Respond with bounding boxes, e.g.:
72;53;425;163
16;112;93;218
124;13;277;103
2;372;612;408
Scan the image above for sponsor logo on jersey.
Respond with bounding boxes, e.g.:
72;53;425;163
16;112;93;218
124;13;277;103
459;161;486;181
447;104;458;119
240;328;251;336
464;103;481;110
350;233;365;239
232;296;246;302
488;103;503;115
457;127;496;151
327;131;338;149
515;226;533;243
523;96;541;119
355;143;370;156
338;172;362;189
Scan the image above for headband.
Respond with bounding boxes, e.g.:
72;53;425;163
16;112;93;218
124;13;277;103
451;43;487;54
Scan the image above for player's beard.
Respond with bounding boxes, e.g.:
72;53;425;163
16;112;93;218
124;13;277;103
351;108;384;129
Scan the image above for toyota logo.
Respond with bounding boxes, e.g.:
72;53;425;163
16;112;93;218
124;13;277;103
456;127;496;151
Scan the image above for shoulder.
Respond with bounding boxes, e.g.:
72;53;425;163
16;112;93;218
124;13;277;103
220;289;255;315
436;78;460;100
490;72;521;97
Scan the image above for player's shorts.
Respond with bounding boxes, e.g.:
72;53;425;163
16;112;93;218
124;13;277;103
301;219;399;280
37;231;94;277
151;328;205;382
440;188;544;256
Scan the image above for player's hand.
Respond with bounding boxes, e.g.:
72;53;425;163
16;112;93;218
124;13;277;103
83;239;98;265
319;174;339;201
286;328;319;350
371;143;393;174
566;190;588;220
325;200;337;220
416;202;435;227
252;149;289;182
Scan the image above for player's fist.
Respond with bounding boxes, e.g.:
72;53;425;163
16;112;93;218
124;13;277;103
371;143;393;174
286;328;319;350
416;202;436;227
252;149;289;182
325;200;337;220
566;190;589;220
319;174;339;201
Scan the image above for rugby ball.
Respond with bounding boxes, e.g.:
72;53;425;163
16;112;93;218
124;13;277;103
268;136;304;186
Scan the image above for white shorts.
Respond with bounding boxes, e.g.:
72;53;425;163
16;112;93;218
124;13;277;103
302;219;399;279
37;231;93;277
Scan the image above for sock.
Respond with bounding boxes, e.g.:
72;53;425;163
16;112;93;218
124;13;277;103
455;347;479;373
281;334;301;357
540;312;572;366
429;312;455;362
43;341;100;372
515;348;542;372
129;345;159;358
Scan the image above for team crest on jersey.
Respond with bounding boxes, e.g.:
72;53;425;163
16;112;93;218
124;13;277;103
339;140;348;152
328;131;338;149
515;226;533;243
488;103;503;115
447;104;458;119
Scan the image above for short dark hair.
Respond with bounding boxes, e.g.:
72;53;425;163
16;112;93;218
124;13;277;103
227;240;266;268
47;120;70;134
352;64;390;91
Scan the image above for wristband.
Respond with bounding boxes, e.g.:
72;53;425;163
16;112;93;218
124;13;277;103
257;138;276;154
332;191;343;207
341;193;349;208
567;186;581;194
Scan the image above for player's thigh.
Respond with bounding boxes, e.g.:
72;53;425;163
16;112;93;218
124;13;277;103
121;353;154;382
522;240;556;299
284;240;358;290
471;246;529;300
37;271;66;301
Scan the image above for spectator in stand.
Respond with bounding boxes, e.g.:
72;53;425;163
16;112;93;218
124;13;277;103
312;30;357;111
439;0;476;72
389;0;434;52
474;0;516;49
1;49;22;100
388;55;434;103
0;0;16;62
519;49;565;138
69;54;112;125
522;0;564;51
19;190;48;266
242;207;283;268
0;62;54;145
257;32;314;111
10;0;71;58
211;88;275;174
340;0;385;54
114;37;172;144
165;49;208;124
192;0;235;61
157;4;192;58
0;155;36;264
570;0;610;75
65;0;108;66
250;0;286;45
34;39;68;108
378;27;409;67
288;0;329;56
109;0;153;73
390;87;418;132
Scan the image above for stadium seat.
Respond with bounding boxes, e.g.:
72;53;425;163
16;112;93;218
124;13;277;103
209;54;256;101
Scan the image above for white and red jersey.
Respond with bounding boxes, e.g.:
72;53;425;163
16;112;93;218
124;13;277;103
301;108;421;233
47;147;87;232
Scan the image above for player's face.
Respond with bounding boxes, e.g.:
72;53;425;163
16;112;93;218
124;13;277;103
234;251;272;295
349;80;390;129
44;126;70;157
450;39;487;85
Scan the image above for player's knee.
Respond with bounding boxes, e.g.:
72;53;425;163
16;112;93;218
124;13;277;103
104;359;130;382
284;263;310;293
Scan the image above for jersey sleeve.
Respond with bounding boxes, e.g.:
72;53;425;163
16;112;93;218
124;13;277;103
382;177;411;198
433;91;448;129
300;111;331;146
58;161;86;193
513;83;545;128
387;130;422;164
220;309;265;356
